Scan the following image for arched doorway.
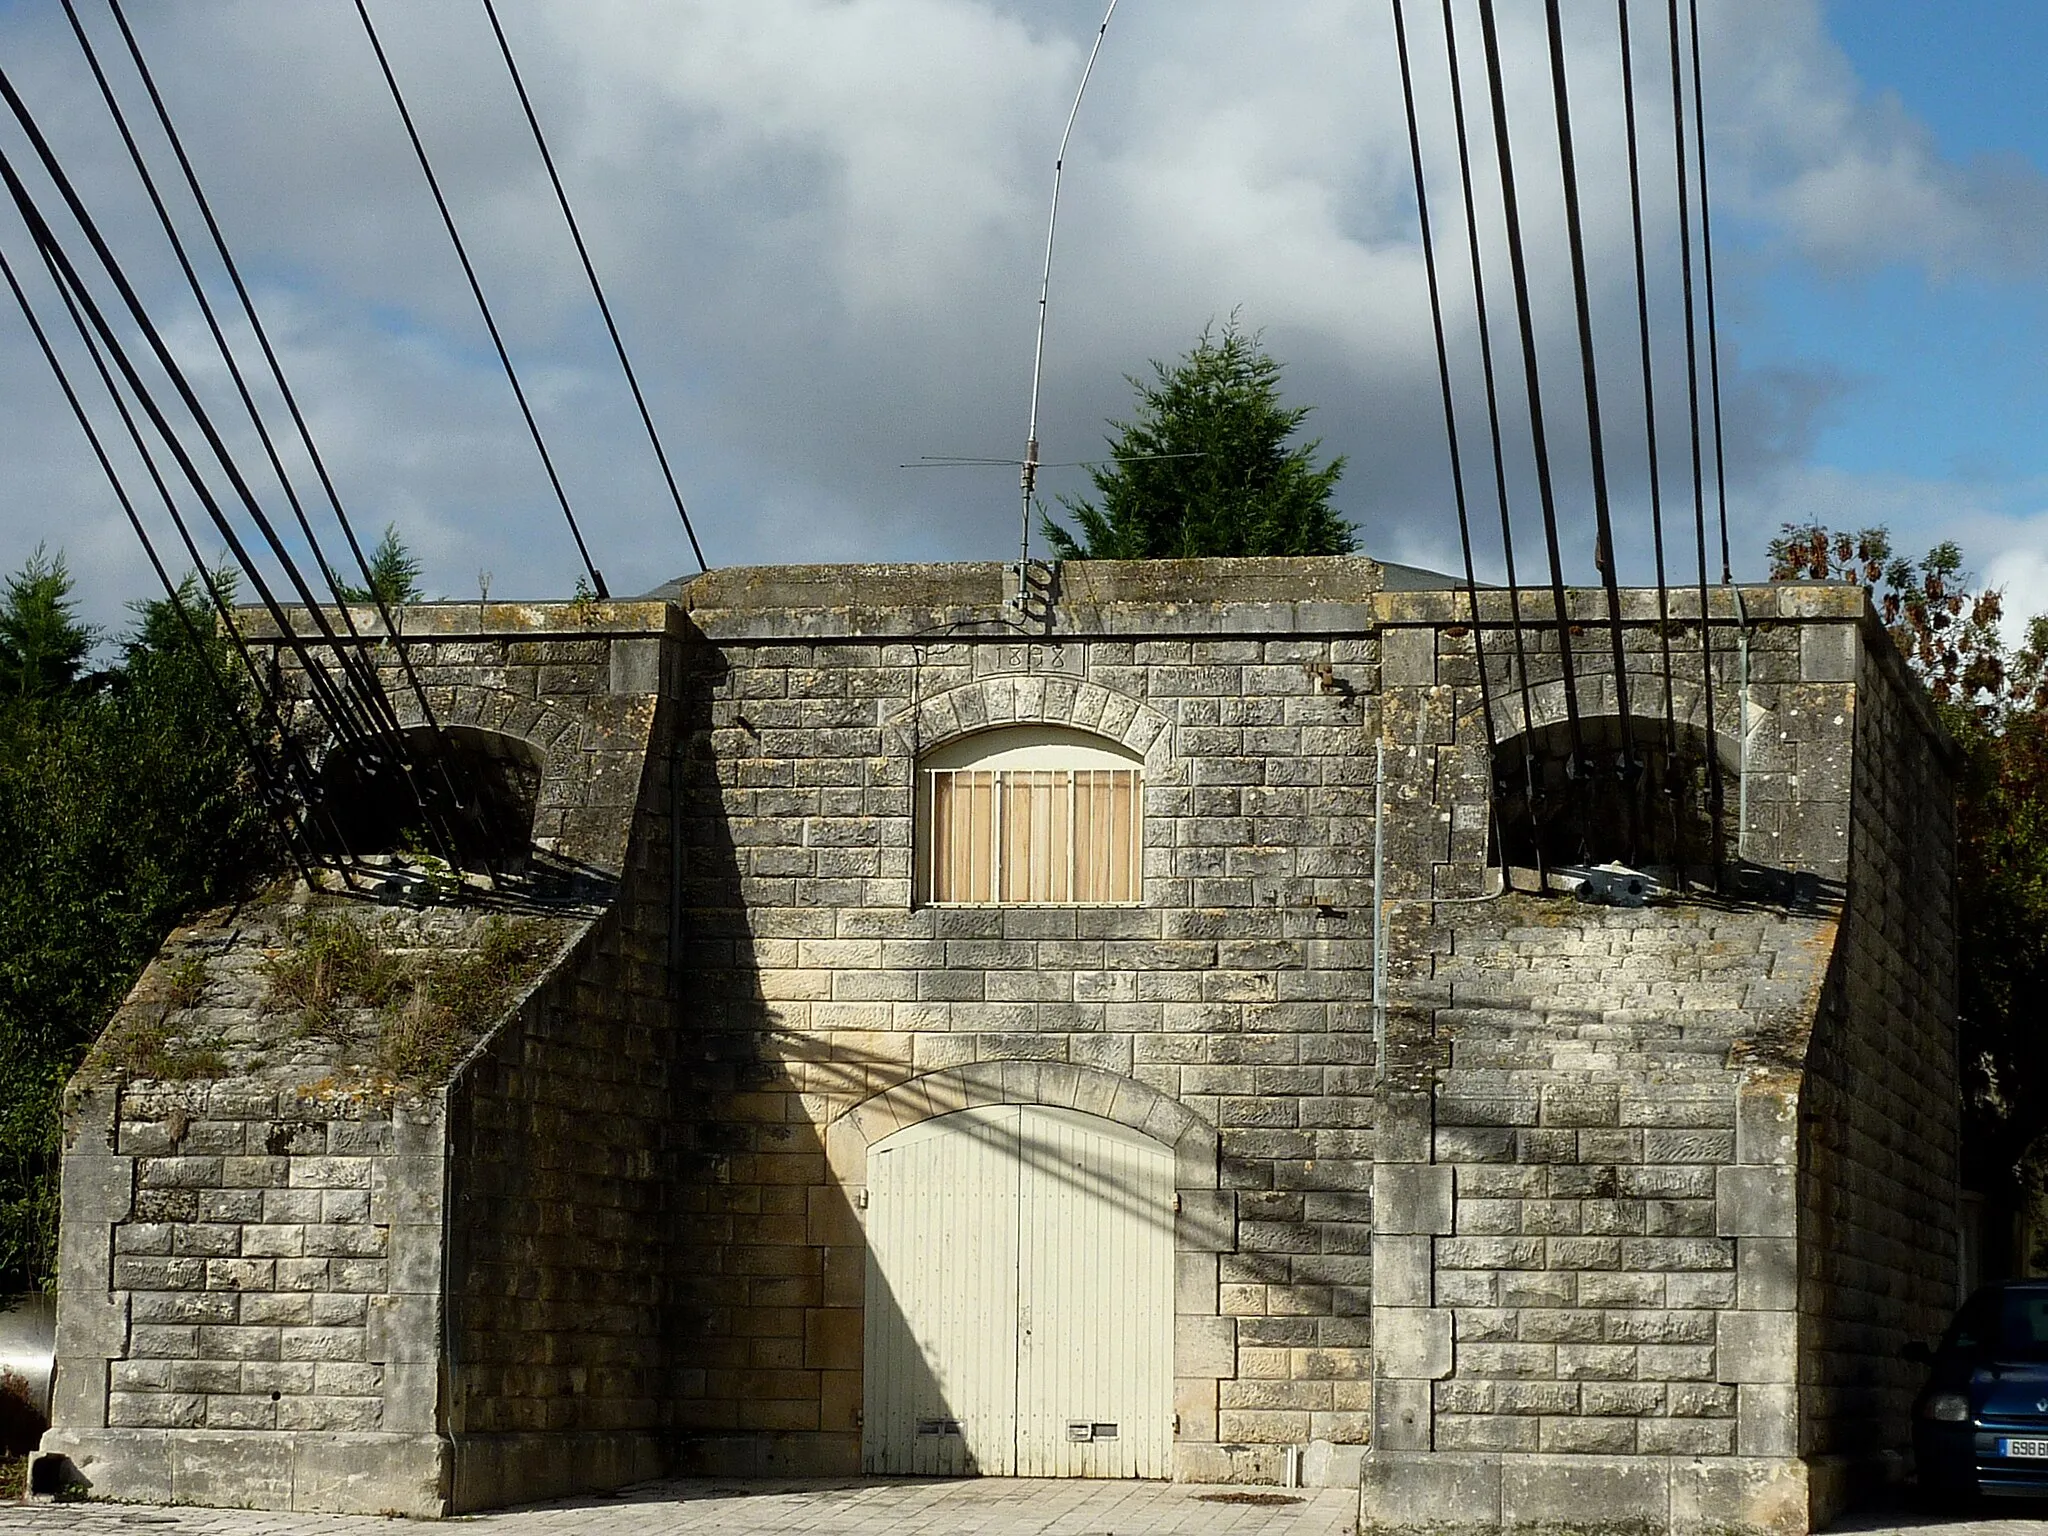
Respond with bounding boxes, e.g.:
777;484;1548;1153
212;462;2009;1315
861;1105;1174;1477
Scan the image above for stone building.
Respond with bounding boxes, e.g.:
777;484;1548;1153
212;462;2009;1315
32;556;1957;1532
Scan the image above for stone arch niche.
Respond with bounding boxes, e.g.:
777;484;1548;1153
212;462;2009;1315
1490;711;1740;872
316;723;545;870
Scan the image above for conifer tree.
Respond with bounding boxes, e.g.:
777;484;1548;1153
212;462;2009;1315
0;546;95;698
338;523;423;606
0;557;268;1291
1042;319;1353;560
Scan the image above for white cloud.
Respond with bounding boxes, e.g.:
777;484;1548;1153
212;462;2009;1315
1984;542;2048;643
1709;0;2048;280
0;0;2043;639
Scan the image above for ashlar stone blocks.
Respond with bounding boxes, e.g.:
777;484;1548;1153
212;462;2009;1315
33;565;1955;1531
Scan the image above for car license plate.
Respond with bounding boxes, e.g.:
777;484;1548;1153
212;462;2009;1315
2002;1438;2048;1459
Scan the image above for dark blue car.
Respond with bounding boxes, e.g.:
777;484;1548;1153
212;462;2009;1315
1912;1281;2048;1501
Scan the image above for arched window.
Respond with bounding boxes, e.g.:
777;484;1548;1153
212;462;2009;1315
918;726;1143;905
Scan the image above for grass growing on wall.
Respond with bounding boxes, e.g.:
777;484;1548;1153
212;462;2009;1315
264;911;557;1085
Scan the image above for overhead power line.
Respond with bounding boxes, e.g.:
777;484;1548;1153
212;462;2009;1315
100;0;451;724
58;0;407;747
479;0;707;574
1614;0;1685;867
20;228;316;783
1435;0;1543;828
1687;0;1733;586
91;0;470;865
15;203;374;868
0;66;387;752
353;0;609;599
1664;0;1727;873
0;235;324;878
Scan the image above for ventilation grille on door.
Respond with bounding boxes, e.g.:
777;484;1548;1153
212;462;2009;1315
917;1418;963;1436
1066;1421;1119;1441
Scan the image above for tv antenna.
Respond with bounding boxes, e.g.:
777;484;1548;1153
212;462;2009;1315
898;2;1128;615
1017;0;1119;606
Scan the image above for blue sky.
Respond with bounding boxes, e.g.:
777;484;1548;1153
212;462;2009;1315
1828;1;2048;164
1763;2;2048;498
6;0;2048;632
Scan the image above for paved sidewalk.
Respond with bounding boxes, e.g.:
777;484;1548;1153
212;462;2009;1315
13;1484;2048;1536
1832;1509;2048;1536
0;1478;1357;1535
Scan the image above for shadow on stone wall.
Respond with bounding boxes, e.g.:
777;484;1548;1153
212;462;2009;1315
664;641;1203;1478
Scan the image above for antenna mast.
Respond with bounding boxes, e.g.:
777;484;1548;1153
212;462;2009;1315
1019;0;1119;606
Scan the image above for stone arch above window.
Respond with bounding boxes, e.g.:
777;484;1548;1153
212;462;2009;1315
887;675;1173;770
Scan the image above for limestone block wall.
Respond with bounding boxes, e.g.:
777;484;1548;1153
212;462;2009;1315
35;603;682;1516
48;1043;454;1515
1792;618;1959;1485
442;726;684;1509
664;560;1390;1482
33;562;1957;1526
1418;902;1834;1462
1361;585;1958;1536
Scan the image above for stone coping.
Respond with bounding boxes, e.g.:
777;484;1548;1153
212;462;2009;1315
668;563;1868;642
1376;581;1867;625
238;600;682;641
226;562;1946;760
656;556;1386;610
234;564;1877;645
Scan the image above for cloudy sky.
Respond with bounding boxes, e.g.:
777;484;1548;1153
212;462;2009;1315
3;0;2047;638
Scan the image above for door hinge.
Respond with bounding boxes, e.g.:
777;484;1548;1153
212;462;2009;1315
855;1188;869;1209
1173;1192;1182;1213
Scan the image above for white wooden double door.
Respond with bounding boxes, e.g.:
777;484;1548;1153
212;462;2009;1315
862;1104;1175;1478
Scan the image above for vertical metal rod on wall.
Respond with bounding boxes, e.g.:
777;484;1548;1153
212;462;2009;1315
1733;586;1750;864
1067;771;1077;905
669;747;685;1003
1373;740;1387;1078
